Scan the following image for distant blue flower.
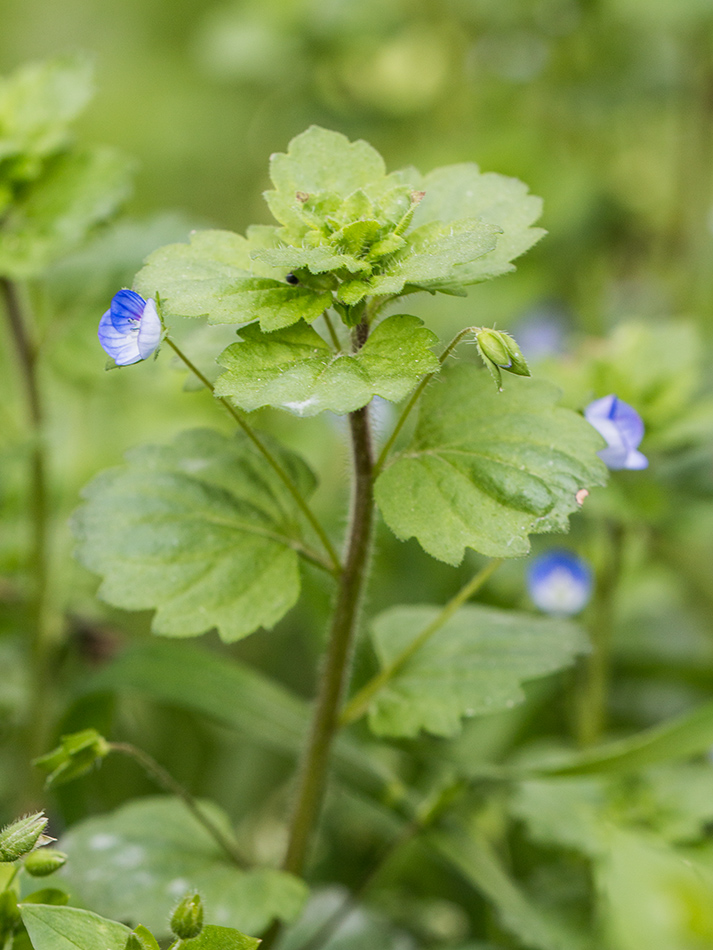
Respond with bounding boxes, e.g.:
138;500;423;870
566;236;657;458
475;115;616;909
527;549;593;616
584;394;648;471
98;290;161;366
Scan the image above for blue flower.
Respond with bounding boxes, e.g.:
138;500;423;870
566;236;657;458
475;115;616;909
527;549;592;616
98;290;161;366
584;394;648;470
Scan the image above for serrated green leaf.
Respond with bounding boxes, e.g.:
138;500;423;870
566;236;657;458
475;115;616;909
72;428;317;642
19;904;129;950
134;228;332;329
265;126;388;231
409;163;545;289
58;797;306;938
215;314;439;416
85;640;406;808
368;605;588;738
0;56;93;173
375;365;607;563
181;925;259;950
337;218;501;304
0;147;134;279
252;243;372;276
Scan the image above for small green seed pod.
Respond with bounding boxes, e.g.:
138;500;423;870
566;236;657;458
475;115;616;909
170;892;204;940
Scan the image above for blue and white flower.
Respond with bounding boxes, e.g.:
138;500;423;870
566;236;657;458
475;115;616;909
98;290;162;366
527;549;592;616
584;394;648;471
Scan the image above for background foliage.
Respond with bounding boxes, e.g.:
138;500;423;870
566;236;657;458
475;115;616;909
3;1;713;948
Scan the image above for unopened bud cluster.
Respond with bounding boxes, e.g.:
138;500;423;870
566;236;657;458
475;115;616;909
0;813;48;862
170;892;204;940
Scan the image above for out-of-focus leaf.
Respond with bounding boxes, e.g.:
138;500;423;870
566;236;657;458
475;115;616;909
215;315;439;416
85;639;406;807
134;229;332;330
367;605;587;737
59;797;307;938
429;827;591;950
0;147;134;279
72;428;316;642
375;365;607;563
19;904;129;950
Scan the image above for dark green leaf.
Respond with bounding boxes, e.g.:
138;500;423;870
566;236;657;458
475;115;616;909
180;925;259;950
375;365;607;563
215;315;439;416
19;904;129;950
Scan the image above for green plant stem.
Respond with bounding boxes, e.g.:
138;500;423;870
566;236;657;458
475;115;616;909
110;742;248;869
340;558;502;727
373;325;477;477
261;322;376;950
164;335;341;574
322;311;342;352
575;522;624;747
1;277;53;796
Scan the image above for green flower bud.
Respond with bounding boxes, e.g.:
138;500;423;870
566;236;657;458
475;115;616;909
0;813;48;862
34;728;110;787
475;328;531;390
124;924;160;950
170;892;204;940
23;848;67;877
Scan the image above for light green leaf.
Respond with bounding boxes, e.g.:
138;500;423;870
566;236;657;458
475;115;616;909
375;365;607;563
19;904;129;950
72;428;317;642
84;639;407;809
429;827;591;950
181;925;259;950
410;163;545;289
0;146;134;279
215;315;439;416
368;605;588;738
58;797;307;938
337;218;501;305
0;56;93;171
134;229;332;329
265;126;388;231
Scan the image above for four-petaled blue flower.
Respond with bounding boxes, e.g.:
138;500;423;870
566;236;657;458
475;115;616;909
527;549;593;616
98;290;161;366
584;394;648;471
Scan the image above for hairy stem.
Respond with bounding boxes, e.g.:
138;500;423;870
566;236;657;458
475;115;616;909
1;278;52;797
110;742;248;868
373;326;477;476
340;559;502;727
261;323;376;950
165;336;341;574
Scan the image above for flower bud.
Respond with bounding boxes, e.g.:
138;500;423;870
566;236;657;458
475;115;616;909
124;925;160;950
34;728;110;787
475;328;531;389
170;893;204;940
0;813;48;862
23;848;67;877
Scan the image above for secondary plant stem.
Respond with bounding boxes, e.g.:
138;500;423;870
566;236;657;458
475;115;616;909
110;742;248;868
165;336;341;574
1;277;52;796
373;326;477;476
340;558;502;727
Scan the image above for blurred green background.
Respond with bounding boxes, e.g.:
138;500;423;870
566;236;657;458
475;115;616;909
4;1;713;946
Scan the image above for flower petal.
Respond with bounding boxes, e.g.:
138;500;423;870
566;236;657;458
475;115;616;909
110;289;147;332
98;309;141;365
527;549;592;616
137;298;162;359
